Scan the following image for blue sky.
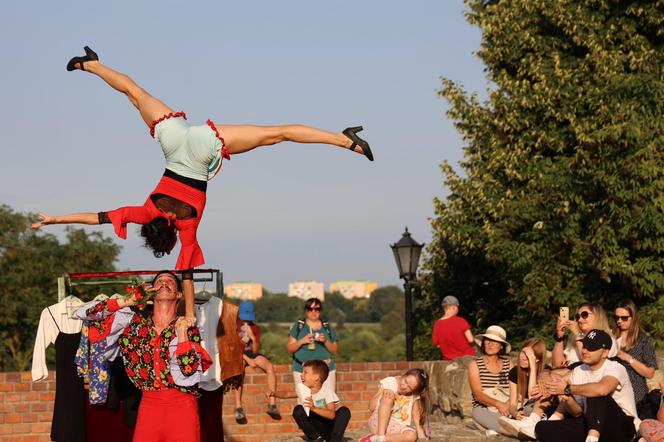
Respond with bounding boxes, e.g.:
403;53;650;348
0;1;488;292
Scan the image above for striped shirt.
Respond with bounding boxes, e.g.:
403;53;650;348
472;356;511;408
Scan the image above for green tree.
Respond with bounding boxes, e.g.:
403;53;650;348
0;205;120;371
417;0;664;355
250;291;304;323
368;286;404;322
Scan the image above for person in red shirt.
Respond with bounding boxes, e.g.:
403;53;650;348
431;295;476;360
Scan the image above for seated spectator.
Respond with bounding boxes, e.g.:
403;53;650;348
270;359;350;442
553;303;618;369
360;368;430;442
536;329;639;442
638;381;664;442
468;325;514;437
431;295;476;360
499;337;554;439
612;299;658;419
233;301;281;424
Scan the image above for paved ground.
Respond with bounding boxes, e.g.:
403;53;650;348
268;413;514;442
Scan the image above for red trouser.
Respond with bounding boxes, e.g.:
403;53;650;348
133;389;200;442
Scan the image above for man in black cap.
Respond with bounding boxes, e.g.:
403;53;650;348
535;329;639;442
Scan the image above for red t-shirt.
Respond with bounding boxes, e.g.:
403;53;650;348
431;315;475;360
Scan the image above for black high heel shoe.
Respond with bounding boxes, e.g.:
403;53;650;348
66;46;99;72
343;126;374;161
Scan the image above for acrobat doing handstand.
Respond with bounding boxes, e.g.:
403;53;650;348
32;46;373;269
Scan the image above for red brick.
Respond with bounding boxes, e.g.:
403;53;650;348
366;362;381;370
30;403;47;413
28;422;50;434
0;383;14;392
11;423;30;434
30;382;47;391
14;403;29;413
4;393;20;402
6;414;21;424
21;414;37;424
352;382;368;391
380;362;397;370
20;373;33;382
39;393;54;402
37;412;52;422
395;361;410;369
344;392;362;401
14;383;29;392
23;392;39;401
4;373;21;382
350;362;366;371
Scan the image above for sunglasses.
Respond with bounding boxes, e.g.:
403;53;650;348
615;315;631;322
305;306;322;312
574;311;590;321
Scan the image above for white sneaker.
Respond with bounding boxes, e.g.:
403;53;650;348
485;429;499;437
498;416;522;437
518;413;543;440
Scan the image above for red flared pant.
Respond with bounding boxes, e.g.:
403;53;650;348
133;389;200;442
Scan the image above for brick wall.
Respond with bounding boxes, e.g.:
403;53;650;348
0;361;423;442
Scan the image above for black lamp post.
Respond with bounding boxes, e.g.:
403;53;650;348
390;227;424;361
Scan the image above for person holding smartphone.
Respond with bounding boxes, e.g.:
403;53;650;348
552;303;618;369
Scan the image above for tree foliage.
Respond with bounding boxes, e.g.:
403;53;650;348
417;0;664;354
0;204;120;371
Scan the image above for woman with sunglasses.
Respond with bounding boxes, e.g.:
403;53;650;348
552;302;617;369
612;299;658;419
287;298;339;391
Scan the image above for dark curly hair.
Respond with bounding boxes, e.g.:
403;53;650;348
140;217;177;258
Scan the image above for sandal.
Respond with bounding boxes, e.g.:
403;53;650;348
266;404;282;420
343;126;374;161
234;407;247;424
66;46;99;72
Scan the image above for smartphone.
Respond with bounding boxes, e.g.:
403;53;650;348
559;306;569;321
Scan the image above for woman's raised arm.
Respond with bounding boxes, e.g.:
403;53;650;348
31;211;100;229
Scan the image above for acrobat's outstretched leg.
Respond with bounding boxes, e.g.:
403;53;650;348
67;49;173;128
212;123;361;156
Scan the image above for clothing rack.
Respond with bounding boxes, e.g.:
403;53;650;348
57;268;223;302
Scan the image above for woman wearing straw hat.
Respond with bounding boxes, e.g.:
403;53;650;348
467;325;514;437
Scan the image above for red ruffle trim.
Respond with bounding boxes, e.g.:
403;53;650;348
206;119;231;181
150;111;187;138
205;120;230;160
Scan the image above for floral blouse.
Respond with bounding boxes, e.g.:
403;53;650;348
84;299;212;396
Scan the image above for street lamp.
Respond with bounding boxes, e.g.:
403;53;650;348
390;227;424;361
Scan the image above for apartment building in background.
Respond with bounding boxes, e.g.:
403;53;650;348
288;280;325;301
328;280;377;299
224;282;263;300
